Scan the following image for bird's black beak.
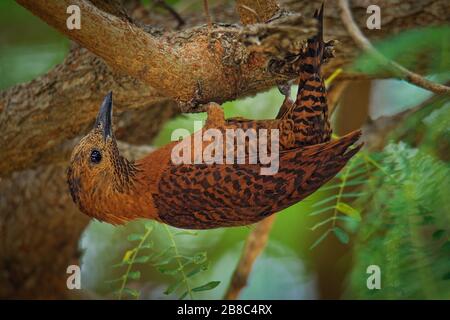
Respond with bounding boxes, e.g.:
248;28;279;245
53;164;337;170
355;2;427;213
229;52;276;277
94;91;113;141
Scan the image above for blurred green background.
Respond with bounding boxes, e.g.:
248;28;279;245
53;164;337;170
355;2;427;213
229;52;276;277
1;0;448;300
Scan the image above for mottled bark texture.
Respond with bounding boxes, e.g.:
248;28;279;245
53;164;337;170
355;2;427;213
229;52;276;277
2;0;448;176
0;0;448;299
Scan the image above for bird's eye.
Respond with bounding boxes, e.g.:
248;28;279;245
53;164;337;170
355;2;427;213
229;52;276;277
90;149;102;164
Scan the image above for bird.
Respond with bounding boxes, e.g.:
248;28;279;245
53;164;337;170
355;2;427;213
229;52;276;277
67;4;362;229
222;4;334;148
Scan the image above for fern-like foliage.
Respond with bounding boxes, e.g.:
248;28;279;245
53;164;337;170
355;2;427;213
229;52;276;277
347;142;450;299
308;151;380;249
107;221;220;299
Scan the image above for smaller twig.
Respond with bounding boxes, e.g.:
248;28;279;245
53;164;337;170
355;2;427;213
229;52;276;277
224;215;276;300
235;0;279;25
153;0;185;28
238;4;261;23
203;0;213;30
117;225;153;300
362;92;448;151
163;224;193;300
338;0;450;95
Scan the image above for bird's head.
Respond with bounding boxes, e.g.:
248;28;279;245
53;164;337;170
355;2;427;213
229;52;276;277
67;92;137;220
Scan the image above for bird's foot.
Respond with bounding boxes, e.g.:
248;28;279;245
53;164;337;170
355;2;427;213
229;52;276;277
276;82;294;119
205;102;225;128
277;82;291;98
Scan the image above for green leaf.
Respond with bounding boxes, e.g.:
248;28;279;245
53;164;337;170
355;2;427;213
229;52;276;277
122;287;140;298
105;276;125;284
175;230;198;236
192;281;221;292
152;246;174;260
141;241;154;249
309;205;336;216
122;249;136;263
335;202;362;221
310;216;349;231
128;271;141;280
422;215;435;225
158;265;181;276
333;227;350;244
442;241;450;252
127;233;143;241
312;195;339;207
346;168;369;179
309;229;332;250
111;261;129;268
153;256;175;267
342;192;367;198
179;290;189;300
164;279;182;295
187;262;209;278
432;229;446;241
134;255;151;264
320;179;368;191
193;252;207;264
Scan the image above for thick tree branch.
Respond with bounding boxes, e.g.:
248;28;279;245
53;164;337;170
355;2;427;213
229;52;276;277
16;0;315;106
1;0;447;176
16;0;181;98
0;47;173;176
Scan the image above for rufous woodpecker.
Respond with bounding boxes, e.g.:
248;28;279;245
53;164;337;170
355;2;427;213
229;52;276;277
67;4;362;229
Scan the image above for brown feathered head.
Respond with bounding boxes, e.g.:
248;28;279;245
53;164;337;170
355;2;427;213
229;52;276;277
67;92;138;221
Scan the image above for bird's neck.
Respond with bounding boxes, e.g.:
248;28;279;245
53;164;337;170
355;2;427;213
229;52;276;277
95;146;176;224
76;156;148;224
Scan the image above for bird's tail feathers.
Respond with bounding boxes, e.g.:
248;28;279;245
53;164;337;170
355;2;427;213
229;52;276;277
300;3;325;81
305;130;363;158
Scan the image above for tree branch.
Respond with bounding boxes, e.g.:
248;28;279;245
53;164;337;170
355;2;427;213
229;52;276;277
16;0;181;98
0;47;173;176
236;0;280;25
16;0;315;105
224;215;276;300
2;0;448;177
153;0;185;28
337;0;450;95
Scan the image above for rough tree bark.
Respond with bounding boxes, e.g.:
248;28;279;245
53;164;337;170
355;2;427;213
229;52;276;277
1;0;447;176
0;0;448;299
